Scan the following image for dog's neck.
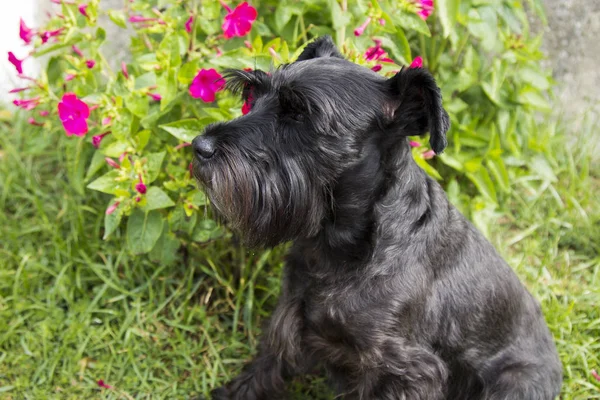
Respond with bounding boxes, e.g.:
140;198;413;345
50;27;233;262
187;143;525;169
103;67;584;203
296;139;431;268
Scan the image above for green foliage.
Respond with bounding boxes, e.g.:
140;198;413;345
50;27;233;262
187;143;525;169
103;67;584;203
10;0;554;258
1;112;599;398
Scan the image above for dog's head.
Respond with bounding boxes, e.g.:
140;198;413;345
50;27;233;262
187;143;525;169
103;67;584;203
191;36;449;247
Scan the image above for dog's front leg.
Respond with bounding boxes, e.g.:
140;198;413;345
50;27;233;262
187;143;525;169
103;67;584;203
211;283;305;400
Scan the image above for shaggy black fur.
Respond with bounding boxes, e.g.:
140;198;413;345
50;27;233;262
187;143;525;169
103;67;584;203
191;36;562;399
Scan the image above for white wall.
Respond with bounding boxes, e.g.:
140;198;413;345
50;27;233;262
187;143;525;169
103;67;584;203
0;0;40;103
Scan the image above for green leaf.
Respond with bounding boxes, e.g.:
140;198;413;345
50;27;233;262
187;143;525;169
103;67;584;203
519;89;551;110
103;201;123;240
143;187;175;211
87;170;121;194
518;67;549;91
85;151;107;182
486;157;510;193
437;0;460;38
146;152;166;183
126;94;149;118
377;31;410;65
158;69;178;111
192;218;224;242
414;156;443;180
466;169;497;203
96;27;106;43
275;1;294;33
126;209;164;254
108;10;127;29
178;61;200;85
159;119;205;143
395;11;431;37
149;226;180;266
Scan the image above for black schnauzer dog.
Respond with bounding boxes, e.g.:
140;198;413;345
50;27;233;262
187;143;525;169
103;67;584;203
192;36;562;400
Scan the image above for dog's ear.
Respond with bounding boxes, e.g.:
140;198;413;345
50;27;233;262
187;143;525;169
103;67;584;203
385;67;450;154
296;36;344;61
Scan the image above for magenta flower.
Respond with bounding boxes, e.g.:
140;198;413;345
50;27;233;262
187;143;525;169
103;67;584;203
147;92;161;101
354;17;371;37
9;87;30;93
371;65;382;72
8;52;24;74
105;157;120;169
13;97;40;110
57;93;90;136
92;132;111;149
591;369;600;382
422;149;436;159
135;174;147;194
409;141;421;147
364;40;393;63
40;110;49;117
72;45;84;57
128;15;158;23
40;28;64;44
221;2;257;39
28;117;44;126
378;18;386;26
65;74;77;81
104;204;119;216
121;62;129;79
102;117;112;126
185;15;194;33
20;19;35;44
410;56;423;69
414;0;434;20
86;59;96;69
189;69;225;102
242;92;253;115
79;4;89;18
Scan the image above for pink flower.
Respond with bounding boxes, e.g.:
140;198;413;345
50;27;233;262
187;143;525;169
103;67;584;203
28;117;44;126
19;19;35;44
104;204;119;216
78;4;89;18
8;52;24;74
40;28;64;44
422;149;436;159
72;45;84;57
216;47;223;57
221;2;257;39
92;131;111;149
409;141;421;147
86;59;96;68
592;369;600;382
105;157;120;169
174;142;191;150
354;17;371;37
121;62;129;79
371;65;382;72
410;56;423;69
415;0;434;20
244;40;252;49
40;110;50;117
57;93;90;136
378;18;386;26
364;40;393;63
242;92;253;115
185;15;194;33
129;15;154;23
9;87;30;93
65;74;77;81
135;175;147;194
102;117;112;126
147;92;161;101
13;97;40;110
189;69;225;102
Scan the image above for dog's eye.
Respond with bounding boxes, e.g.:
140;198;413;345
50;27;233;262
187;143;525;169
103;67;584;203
291;113;305;122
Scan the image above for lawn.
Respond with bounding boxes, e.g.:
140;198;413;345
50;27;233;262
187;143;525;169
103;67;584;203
0;110;599;399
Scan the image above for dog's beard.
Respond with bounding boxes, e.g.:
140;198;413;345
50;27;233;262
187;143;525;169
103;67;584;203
193;149;325;248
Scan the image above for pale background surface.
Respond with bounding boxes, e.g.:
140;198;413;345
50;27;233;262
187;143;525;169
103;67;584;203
1;0;599;121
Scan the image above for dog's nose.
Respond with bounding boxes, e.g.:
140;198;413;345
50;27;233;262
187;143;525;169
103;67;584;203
193;135;216;160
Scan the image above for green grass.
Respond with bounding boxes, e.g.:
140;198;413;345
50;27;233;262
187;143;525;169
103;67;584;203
0;111;599;399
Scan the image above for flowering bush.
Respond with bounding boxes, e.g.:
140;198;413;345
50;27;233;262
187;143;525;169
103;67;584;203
9;0;552;258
